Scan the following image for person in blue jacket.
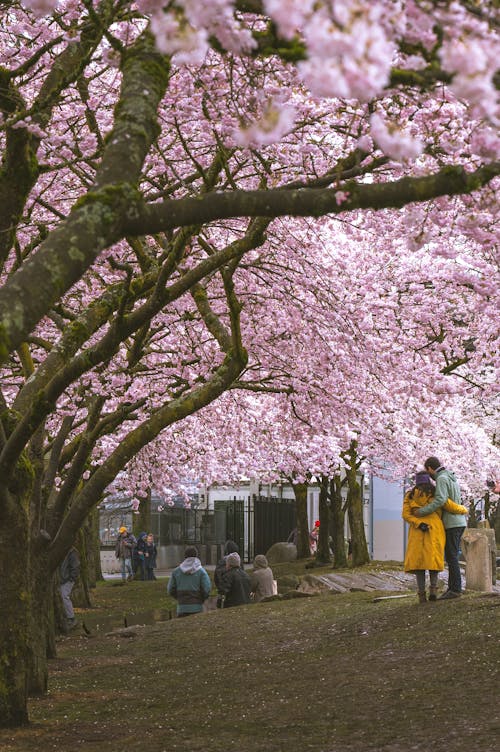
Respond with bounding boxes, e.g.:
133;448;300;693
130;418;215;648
414;456;467;599
167;546;211;617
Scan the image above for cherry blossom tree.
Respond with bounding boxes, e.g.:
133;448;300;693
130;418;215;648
0;0;498;727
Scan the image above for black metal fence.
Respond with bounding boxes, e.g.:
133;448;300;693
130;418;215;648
100;495;296;563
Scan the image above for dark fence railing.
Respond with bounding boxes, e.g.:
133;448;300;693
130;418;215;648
101;496;297;563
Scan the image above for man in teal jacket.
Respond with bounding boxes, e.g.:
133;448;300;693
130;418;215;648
414;456;467;599
167;546;211;617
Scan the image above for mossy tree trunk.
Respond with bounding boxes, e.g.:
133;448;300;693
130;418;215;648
330;474;348;568
27;549;52;695
344;441;369;567
0;477;32;726
293;482;310;559
316;475;331;564
133;486;152;538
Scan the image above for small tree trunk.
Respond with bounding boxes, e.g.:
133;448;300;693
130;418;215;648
133;487;152;537
316;476;331;564
27;544;54;695
330;475;347;568
293;482;310;559
0;490;30;726
345;443;369;567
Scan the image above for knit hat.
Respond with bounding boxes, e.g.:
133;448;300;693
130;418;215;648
119;526;127;534
314;520;320;528
184;546;198;558
254;554;268;569
415;471;432;486
226;552;241;568
224;540;239;555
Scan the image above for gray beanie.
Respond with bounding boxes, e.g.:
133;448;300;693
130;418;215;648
254;555;268;569
226;552;241;568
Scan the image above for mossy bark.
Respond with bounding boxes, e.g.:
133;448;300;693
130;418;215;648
316;476;331;564
0;488;30;726
344;444;369;567
293;483;310;559
330;475;348;568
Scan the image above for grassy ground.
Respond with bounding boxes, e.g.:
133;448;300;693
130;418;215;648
1;570;499;752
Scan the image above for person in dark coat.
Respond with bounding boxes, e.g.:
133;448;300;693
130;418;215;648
59;546;80;629
214;540;240;591
115;527;136;581
144;533;157;580
133;532;147;580
218;552;251;608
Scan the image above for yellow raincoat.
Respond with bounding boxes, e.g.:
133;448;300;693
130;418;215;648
402;489;467;572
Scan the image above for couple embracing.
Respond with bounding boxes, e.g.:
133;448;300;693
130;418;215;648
403;456;468;603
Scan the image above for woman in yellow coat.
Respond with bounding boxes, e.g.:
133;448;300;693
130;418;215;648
403;471;467;603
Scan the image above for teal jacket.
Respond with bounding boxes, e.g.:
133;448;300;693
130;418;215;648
167;557;211;615
418;468;467;529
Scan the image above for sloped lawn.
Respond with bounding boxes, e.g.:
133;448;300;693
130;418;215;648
1;575;498;751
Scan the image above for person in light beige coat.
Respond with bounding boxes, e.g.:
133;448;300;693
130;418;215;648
249;555;275;602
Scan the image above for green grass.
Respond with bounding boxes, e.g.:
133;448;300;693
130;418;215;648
0;572;498;751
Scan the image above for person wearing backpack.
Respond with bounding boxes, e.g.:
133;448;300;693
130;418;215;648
167;546;211;617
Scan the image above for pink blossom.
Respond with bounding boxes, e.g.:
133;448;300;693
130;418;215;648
233;104;296;148
335;191;350;206
370;113;424;162
20;0;57;16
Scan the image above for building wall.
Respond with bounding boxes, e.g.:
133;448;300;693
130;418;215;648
371;474;406;562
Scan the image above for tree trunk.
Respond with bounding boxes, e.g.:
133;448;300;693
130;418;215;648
27;560;51;696
316;476;331;564
0;489;30;727
293;482;310;559
133;487;152;537
330;475;347;568
72;528;92;609
345;445;369;567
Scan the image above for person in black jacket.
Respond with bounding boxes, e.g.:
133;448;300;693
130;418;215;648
214;540;240;591
218;552;251;608
59;546;80;629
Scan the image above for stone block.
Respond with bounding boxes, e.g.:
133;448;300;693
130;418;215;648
462;528;496;591
265;542;297;564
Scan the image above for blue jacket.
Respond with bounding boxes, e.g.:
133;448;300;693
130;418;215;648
167;557;211;615
417;468;467;529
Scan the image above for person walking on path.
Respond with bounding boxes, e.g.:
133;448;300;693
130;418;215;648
115;526;136;582
59;546;80;629
413;457;468;599
167;546;211;617
403;471;468;603
249;554;275;602
218;552;251;608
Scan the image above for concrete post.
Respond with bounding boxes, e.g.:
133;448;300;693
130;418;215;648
462;528;496;591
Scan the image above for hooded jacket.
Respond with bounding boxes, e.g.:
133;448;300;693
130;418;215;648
249;555;275;602
214;540;240;589
402;488;467;572
167;557;211;615
416;469;467;529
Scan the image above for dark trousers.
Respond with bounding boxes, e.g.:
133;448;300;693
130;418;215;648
445;526;465;593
